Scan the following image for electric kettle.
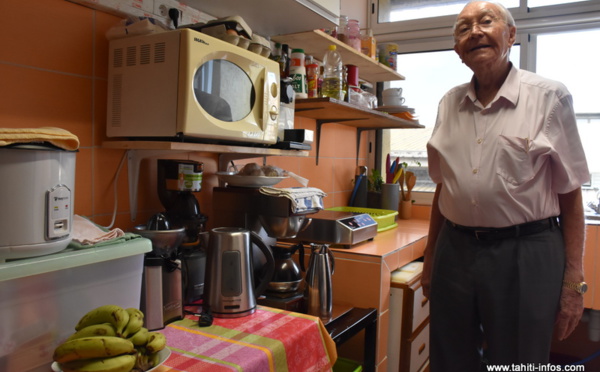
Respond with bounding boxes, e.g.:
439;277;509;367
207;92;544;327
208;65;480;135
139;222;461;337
205;227;275;318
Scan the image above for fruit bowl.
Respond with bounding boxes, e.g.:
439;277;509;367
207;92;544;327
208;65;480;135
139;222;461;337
216;171;288;187
51;347;171;372
133;225;186;256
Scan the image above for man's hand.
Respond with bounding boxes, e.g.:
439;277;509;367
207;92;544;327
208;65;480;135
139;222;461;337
555;288;584;340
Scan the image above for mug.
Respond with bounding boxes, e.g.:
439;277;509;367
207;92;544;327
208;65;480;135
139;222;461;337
382;88;405;106
382;95;405;107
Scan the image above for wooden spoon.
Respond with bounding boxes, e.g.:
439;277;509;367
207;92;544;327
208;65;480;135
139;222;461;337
405;172;416;202
398;170;405;201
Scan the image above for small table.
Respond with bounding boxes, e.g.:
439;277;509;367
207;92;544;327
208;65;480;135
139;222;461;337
155;306;337;371
324;307;378;372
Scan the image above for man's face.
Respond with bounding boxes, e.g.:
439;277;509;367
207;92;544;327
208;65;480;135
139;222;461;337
453;1;516;71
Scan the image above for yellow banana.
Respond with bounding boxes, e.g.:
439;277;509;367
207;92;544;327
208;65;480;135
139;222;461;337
75;305;129;337
59;354;136;372
127;327;149;346
145;332;167;354
122;308;144;337
66;323;116;341
53;336;134;363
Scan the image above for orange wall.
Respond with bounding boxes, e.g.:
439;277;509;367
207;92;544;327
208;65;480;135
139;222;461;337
0;0;370;231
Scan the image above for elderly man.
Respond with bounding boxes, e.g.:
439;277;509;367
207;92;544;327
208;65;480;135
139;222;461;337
422;1;589;370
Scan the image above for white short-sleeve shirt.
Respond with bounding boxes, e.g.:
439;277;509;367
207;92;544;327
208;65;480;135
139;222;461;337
427;65;589;228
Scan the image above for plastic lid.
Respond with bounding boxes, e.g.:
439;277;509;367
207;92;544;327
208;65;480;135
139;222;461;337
328;45;337;51
291;48;305;54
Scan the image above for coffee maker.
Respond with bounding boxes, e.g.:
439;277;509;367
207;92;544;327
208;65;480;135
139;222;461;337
212;187;313;311
157;159;208;305
140;160;208;330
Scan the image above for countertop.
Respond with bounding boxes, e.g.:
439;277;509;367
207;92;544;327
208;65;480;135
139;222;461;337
329;218;430;259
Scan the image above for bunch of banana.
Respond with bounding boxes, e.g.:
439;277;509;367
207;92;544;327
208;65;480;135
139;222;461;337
53;305;168;372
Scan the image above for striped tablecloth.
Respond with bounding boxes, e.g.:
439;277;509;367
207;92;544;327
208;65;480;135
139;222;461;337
154;306;337;372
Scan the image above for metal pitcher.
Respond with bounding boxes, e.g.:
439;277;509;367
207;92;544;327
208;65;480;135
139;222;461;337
304;243;335;322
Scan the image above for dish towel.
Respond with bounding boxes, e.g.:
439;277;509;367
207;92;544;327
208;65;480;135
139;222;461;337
69;215;130;249
0;127;80;151
259;187;327;213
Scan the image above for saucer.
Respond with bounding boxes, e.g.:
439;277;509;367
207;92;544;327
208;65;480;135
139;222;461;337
375;105;414;114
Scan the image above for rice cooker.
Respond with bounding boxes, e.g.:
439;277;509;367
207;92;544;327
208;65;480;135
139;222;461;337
0;144;76;261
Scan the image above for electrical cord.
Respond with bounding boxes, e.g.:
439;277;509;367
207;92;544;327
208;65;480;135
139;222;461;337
98;151;127;230
571;349;600;365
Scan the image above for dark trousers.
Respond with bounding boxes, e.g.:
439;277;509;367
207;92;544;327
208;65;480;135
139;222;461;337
429;221;564;372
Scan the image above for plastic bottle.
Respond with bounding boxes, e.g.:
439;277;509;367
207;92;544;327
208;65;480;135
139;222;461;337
321;45;344;100
360;28;377;59
305;55;319;98
289;48;308;99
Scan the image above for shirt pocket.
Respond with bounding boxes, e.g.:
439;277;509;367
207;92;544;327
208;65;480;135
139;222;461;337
495;135;534;186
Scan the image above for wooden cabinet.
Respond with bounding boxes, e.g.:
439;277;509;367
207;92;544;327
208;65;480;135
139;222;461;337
388;262;430;372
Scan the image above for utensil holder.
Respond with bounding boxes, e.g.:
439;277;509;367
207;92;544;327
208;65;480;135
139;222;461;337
400;200;412;219
381;183;400;211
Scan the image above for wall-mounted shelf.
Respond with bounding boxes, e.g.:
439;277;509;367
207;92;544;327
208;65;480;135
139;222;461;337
272;30;405;84
182;0;339;37
102;140;309;220
293;98;423;164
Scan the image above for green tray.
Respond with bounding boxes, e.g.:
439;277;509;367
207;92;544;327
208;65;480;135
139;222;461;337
332;357;363;372
326;206;398;232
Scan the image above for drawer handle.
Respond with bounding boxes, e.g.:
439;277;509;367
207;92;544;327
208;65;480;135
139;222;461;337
421;298;429;307
418;343;426;355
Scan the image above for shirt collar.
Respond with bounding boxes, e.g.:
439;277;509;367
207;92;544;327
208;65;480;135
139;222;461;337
459;63;520;110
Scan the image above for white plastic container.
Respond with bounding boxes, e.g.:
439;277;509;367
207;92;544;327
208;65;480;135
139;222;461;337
289;48;308;99
0;238;151;372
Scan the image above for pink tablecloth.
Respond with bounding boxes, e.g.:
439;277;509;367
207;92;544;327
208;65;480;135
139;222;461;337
155;306;337;372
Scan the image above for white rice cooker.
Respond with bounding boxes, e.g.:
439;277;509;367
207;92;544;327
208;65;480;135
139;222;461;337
0;144;76;261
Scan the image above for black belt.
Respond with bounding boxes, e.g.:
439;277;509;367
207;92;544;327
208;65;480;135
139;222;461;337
446;217;559;241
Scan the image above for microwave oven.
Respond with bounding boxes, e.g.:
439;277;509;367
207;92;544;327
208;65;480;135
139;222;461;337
107;29;280;145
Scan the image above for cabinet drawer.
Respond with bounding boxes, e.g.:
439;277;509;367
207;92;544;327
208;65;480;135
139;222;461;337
408;323;429;372
411;285;430;332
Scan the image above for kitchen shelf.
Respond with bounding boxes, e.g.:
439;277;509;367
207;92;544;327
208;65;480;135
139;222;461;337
183;0;338;37
293;97;423;164
272;30;405;83
102;140;309;220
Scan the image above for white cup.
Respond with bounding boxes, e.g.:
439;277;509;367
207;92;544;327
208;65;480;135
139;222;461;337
382;88;405;106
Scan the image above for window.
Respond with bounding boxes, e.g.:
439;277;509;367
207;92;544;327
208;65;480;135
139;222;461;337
535;28;600;206
371;0;600;204
378;0;518;23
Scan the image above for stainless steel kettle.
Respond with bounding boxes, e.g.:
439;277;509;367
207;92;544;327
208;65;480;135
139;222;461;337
304;243;335;322
205;227;275;318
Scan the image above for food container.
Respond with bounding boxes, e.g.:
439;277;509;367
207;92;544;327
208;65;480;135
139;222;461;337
0;238;151;371
249;34;271;57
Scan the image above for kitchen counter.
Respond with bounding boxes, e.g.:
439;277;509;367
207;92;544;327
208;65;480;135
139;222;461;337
325;219;430;371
